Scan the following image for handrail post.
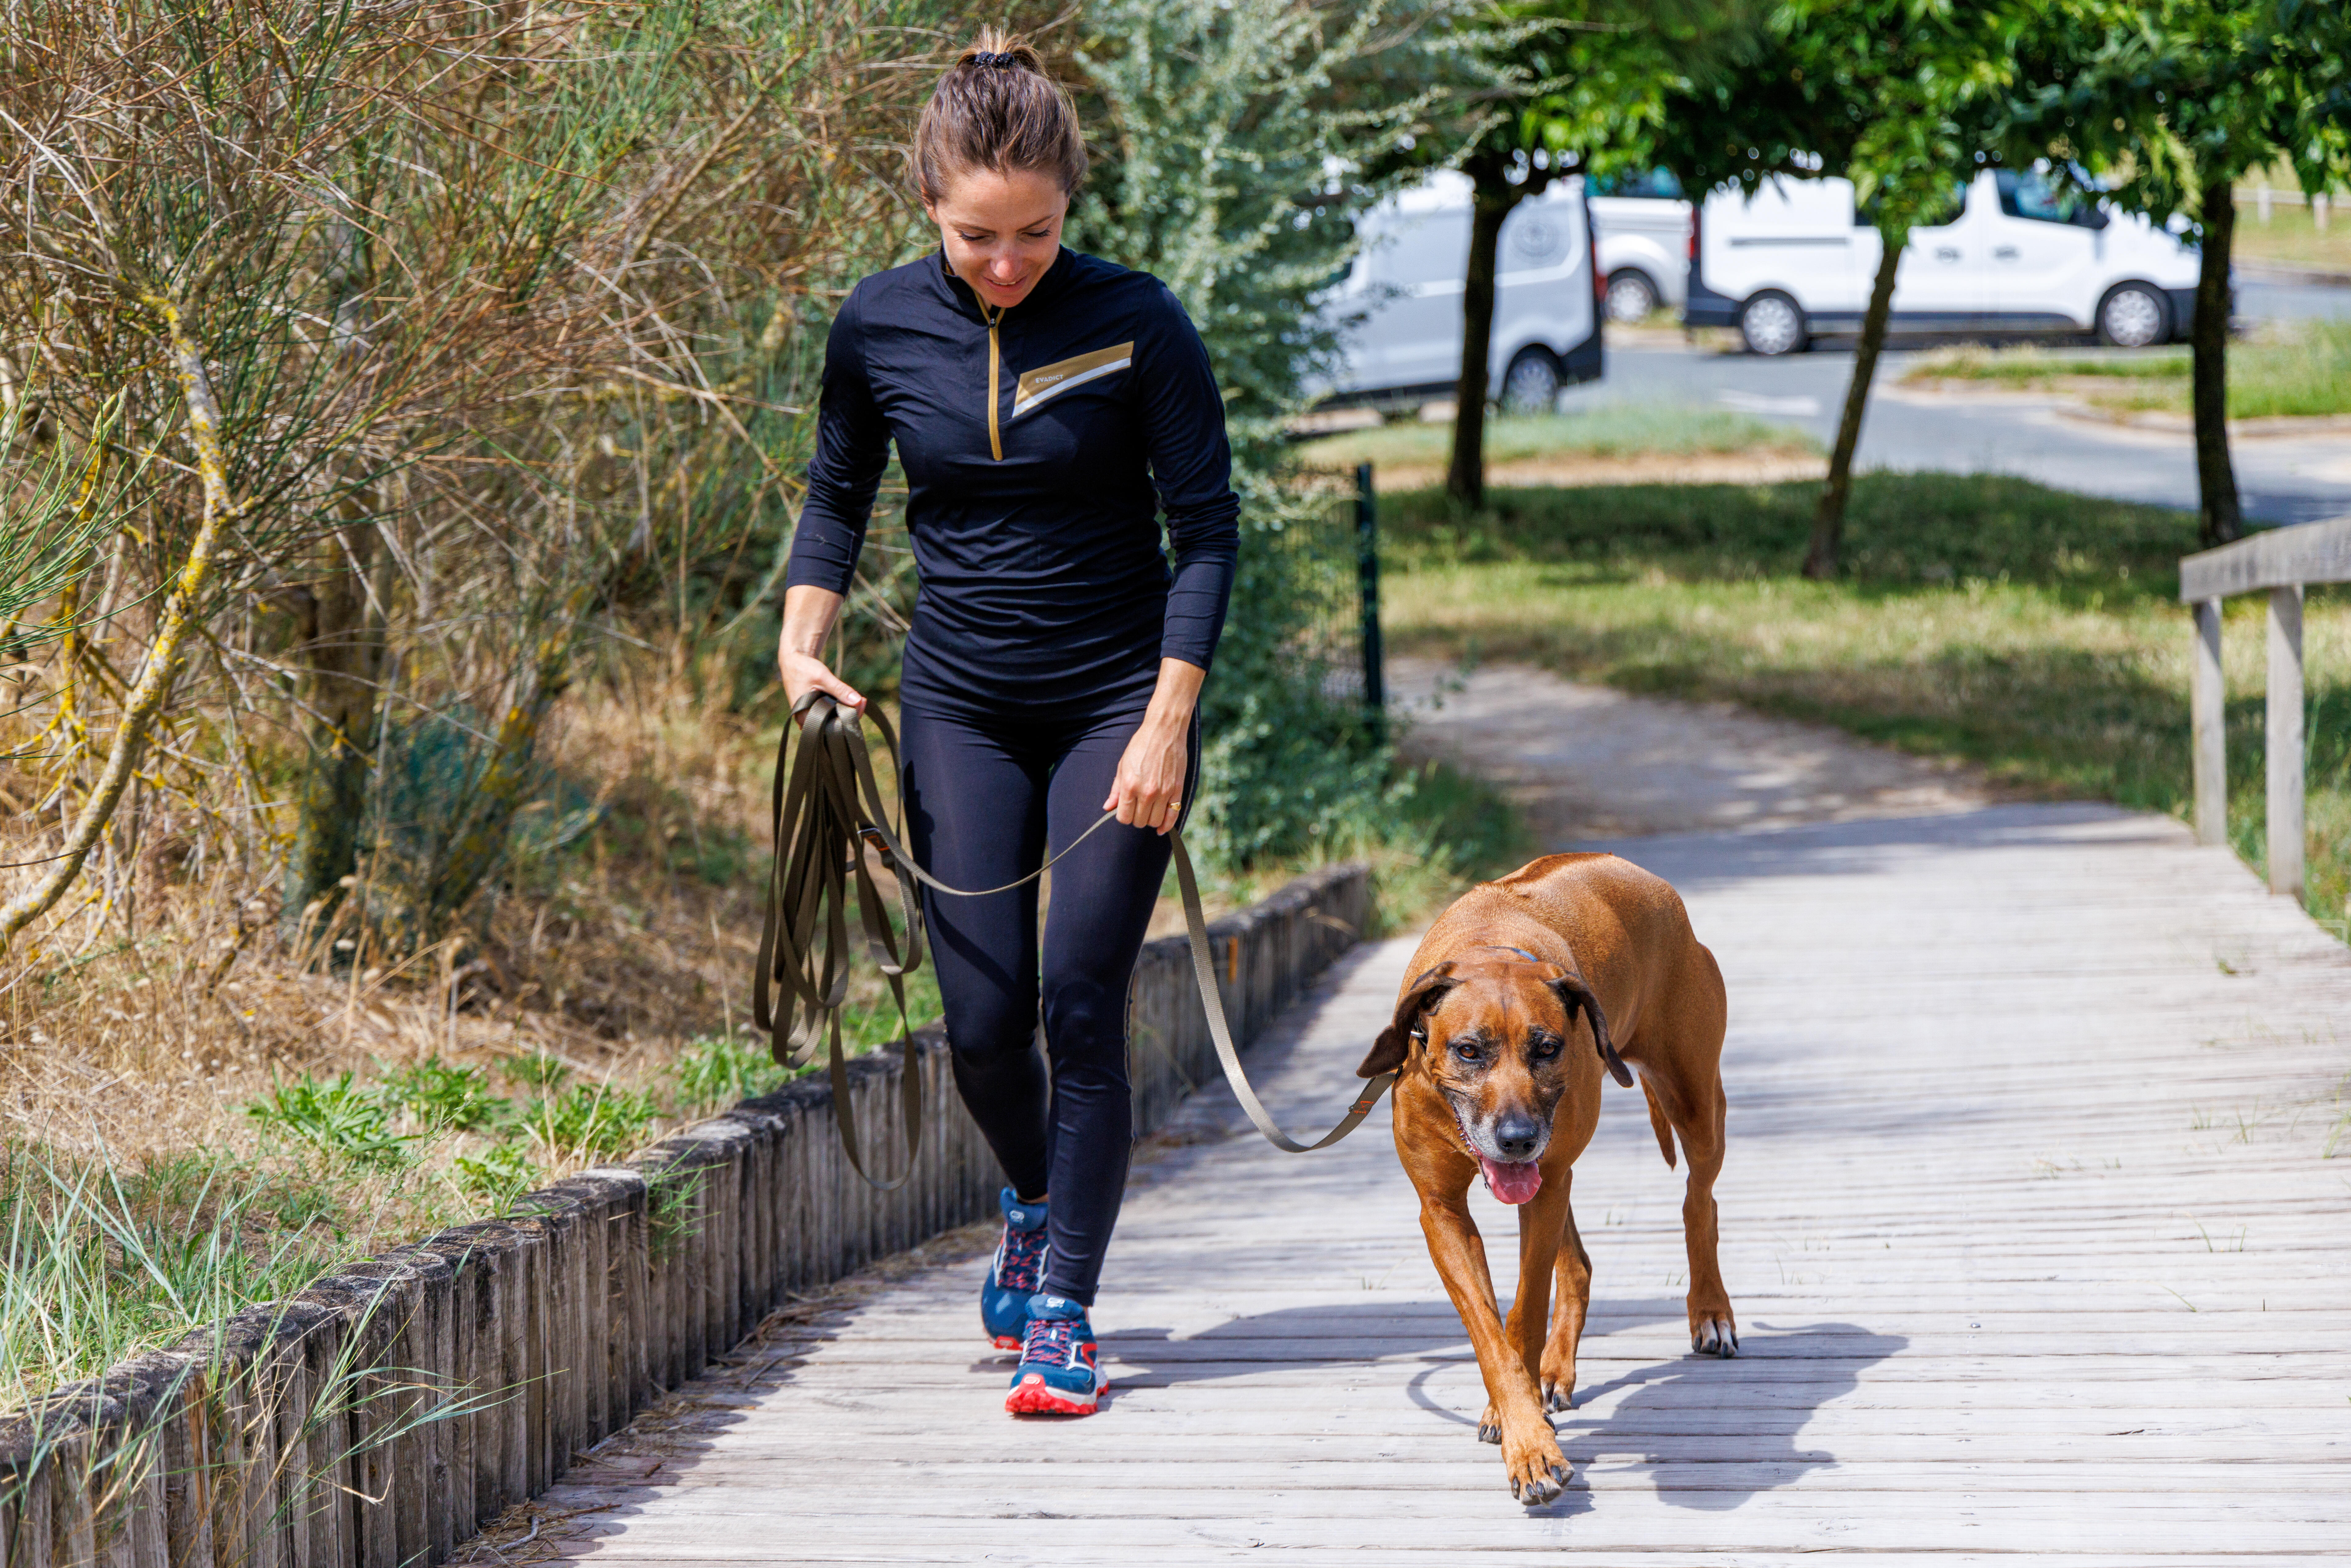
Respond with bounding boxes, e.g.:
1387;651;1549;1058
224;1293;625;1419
2266;584;2304;898
1355;461;1385;743
2191;599;2225;846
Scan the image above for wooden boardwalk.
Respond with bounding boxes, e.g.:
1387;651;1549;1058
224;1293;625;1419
524;803;2351;1564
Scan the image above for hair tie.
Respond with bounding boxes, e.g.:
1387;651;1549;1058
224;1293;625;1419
973;50;1019;69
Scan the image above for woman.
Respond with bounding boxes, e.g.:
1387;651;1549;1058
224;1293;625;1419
776;31;1238;1417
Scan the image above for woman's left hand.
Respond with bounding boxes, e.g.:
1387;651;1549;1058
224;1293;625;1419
1106;659;1205;836
1107;714;1188;835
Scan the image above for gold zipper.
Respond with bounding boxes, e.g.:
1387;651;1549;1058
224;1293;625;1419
983;303;1003;461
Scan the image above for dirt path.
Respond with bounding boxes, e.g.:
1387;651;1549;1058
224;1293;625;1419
1388;654;1990;845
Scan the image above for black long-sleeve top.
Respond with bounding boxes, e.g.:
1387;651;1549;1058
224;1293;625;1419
786;246;1241;720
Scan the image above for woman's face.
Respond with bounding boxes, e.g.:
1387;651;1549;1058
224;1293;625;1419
926;167;1068;311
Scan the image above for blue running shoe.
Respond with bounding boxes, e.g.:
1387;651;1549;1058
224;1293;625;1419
1004;1293;1105;1416
982;1187;1049;1350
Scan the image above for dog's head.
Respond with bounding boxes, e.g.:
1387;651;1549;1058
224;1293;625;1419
1357;951;1628;1202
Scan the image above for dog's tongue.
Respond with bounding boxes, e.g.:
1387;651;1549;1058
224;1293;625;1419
1479;1156;1543;1205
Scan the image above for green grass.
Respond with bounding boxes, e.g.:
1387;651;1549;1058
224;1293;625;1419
0;1141;383;1411
0;987;963;1414
1905;322;2351;419
2229;198;2351;273
1295;401;1818;472
1381;472;2351;934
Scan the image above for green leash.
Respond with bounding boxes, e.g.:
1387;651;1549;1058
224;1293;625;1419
753;693;1395;1189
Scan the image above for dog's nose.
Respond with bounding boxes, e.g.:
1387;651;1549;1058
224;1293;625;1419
1493;1113;1544;1162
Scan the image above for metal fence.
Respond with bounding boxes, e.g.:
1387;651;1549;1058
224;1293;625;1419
1272;463;1386;738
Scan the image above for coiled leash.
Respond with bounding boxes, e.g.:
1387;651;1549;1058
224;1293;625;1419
752;692;1397;1188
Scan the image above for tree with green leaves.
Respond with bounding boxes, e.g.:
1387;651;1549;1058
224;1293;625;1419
2000;0;2351;548
1655;1;2034;577
1390;2;1751;507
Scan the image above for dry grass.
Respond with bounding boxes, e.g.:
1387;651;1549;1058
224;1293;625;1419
3;662;806;1167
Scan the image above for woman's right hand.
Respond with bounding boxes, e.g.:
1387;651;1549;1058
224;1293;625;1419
777;585;867;724
778;646;868;724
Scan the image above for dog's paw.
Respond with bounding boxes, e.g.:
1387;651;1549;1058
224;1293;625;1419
1503;1436;1571;1506
1691;1315;1739;1358
1540;1374;1575;1412
1476;1402;1502;1444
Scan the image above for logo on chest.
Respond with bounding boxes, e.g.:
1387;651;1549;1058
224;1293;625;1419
1012;342;1135;421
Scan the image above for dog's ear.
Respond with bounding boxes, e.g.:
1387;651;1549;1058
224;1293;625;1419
1548;973;1632;1087
1359;963;1457;1078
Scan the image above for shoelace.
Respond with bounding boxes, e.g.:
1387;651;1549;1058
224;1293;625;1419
1021;1314;1083;1366
997;1227;1048;1294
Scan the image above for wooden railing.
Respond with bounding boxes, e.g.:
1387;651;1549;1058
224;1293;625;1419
2180;515;2351;897
0;862;1371;1568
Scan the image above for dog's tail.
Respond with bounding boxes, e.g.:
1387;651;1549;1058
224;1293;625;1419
1639;1074;1678;1169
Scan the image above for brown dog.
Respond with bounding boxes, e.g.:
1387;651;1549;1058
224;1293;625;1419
1359;852;1732;1505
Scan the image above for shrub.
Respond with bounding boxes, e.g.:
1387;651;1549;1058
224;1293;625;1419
243;1075;414;1170
1078;0;1440;868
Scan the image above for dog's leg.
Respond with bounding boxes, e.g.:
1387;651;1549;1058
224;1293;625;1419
1671;1075;1736;1356
1620;936;1737;1359
1640;964;1737;1358
1539;1173;1592;1411
1419;1192;1570;1505
1490;1172;1570;1434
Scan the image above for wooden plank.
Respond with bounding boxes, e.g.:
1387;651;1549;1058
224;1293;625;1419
520;808;2350;1565
2192;598;2226;845
2267;584;2304;897
2178;511;2351;600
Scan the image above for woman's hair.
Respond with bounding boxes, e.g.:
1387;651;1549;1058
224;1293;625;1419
911;29;1087;208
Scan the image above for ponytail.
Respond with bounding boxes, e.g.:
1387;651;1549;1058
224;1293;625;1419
911;29;1087;206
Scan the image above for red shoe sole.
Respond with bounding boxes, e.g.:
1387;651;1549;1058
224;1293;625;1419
1004;1371;1101;1416
990;1335;1021;1351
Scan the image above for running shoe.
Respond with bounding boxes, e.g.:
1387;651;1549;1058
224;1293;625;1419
982;1187;1050;1350
1004;1293;1105;1416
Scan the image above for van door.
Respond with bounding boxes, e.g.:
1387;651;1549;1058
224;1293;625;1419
1863;176;1987;327
1707;176;1863;324
1986;167;2106;330
1360;192;1471;390
1493;189;1594;381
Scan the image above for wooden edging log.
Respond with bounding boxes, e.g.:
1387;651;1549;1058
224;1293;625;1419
0;861;1368;1568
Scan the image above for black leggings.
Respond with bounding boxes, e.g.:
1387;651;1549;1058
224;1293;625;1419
900;701;1195;1307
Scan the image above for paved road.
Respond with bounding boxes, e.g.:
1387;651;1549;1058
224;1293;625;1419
2238;276;2351;321
1574;281;2349;526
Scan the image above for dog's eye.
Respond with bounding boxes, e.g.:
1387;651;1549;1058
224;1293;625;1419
1528;1034;1563;1062
1450;1040;1483;1064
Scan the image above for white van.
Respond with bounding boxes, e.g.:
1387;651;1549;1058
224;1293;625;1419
1313;171;1602;410
1683;168;2206;355
1588;167;1692;322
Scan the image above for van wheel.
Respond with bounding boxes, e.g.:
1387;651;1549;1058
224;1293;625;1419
1605;270;1659;325
2097;283;2169;348
1738;292;1808;356
1499;346;1563;413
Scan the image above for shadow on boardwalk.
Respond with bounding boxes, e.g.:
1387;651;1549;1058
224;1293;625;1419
1091;1297;1903;1515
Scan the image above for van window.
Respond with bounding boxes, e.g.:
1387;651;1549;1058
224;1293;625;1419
1996;169;2107;230
1855;180;1969;228
1364;210;1469;287
1591;167;1684;201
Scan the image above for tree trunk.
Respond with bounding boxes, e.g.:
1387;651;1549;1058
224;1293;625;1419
280;515;386;945
1804;229;1903;580
1447;162;1526;510
411;579;597;950
2191;177;2241;549
2;293;235;948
